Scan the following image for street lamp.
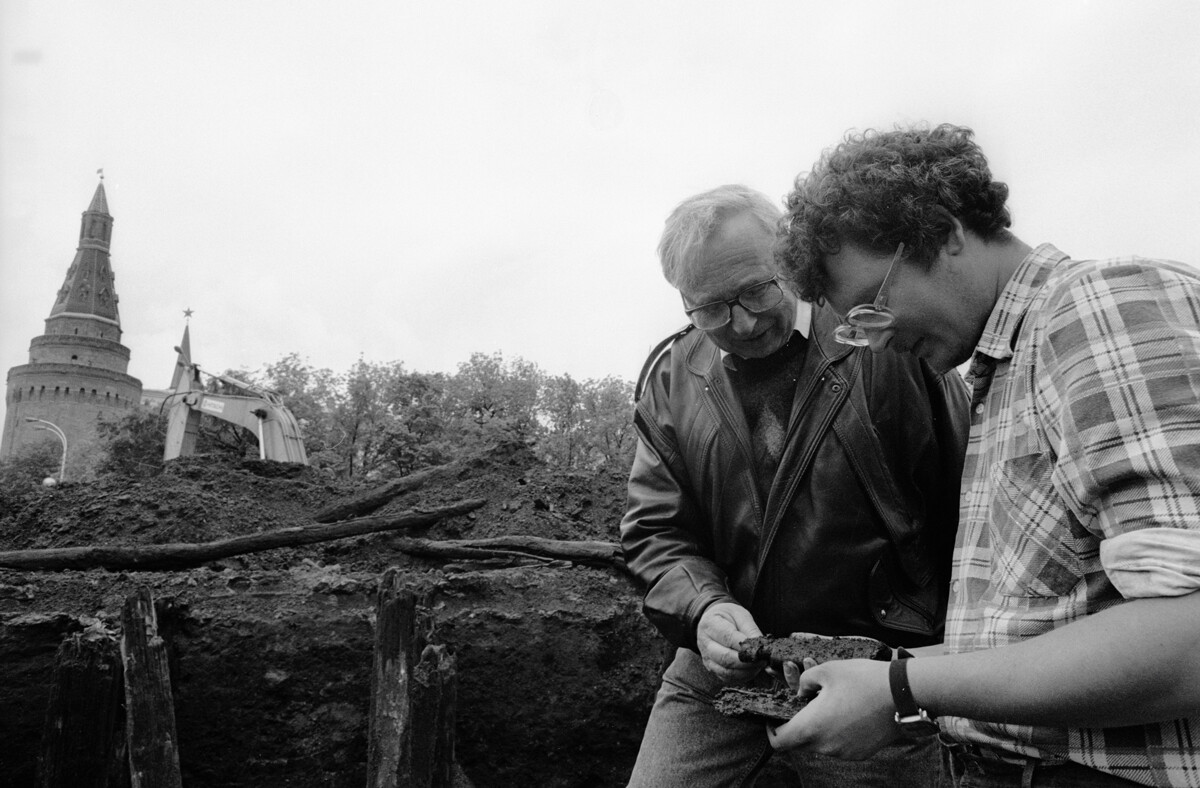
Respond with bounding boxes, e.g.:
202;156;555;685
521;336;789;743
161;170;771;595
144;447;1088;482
24;417;68;483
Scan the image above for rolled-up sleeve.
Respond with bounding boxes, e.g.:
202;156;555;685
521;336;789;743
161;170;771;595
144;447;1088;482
1101;527;1200;598
1040;261;1200;598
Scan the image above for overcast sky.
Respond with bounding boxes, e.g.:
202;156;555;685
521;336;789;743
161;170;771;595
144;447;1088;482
3;1;1199;425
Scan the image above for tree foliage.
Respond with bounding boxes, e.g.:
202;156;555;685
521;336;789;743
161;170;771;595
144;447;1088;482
257;351;636;480
95;409;168;478
79;350;638;483
0;441;64;490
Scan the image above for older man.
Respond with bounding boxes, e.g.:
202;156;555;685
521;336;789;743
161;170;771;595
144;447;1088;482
770;124;1200;788
621;185;968;786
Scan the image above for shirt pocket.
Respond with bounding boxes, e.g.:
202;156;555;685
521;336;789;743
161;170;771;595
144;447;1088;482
989;451;1091;598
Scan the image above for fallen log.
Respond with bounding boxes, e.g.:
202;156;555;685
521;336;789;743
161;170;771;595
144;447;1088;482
313;462;456;523
0;499;486;572
392;535;624;570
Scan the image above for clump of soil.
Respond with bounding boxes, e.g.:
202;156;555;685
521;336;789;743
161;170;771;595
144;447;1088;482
0;442;671;787
737;633;892;668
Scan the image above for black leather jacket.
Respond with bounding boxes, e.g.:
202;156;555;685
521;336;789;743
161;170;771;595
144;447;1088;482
620;305;969;652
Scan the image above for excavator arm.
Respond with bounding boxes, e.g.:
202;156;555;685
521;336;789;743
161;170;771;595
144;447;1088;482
164;391;309;464
163;345;309;465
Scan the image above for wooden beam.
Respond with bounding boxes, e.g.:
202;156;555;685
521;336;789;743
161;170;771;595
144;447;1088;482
0;499;485;572
312;462;455;523
393;535;623;569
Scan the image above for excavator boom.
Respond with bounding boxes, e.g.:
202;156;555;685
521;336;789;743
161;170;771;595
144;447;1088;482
163;340;309;464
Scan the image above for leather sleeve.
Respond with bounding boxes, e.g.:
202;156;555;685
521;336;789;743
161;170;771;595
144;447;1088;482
619;361;735;651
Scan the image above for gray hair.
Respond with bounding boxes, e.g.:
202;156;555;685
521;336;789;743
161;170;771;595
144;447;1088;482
657;184;782;291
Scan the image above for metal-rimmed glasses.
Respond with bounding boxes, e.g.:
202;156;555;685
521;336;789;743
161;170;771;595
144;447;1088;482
683;275;785;331
832;242;905;347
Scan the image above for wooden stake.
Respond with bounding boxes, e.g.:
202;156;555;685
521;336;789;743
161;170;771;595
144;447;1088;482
37;629;127;788
366;569;418;788
120;587;182;788
407;644;458;788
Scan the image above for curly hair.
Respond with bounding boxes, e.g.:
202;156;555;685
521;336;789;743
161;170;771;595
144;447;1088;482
658;184;782;292
776;123;1012;302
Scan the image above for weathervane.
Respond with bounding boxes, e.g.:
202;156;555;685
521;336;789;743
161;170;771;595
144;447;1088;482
97;167;104;180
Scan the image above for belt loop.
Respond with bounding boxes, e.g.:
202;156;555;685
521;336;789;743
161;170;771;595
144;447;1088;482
1021;760;1036;788
937;735;964;785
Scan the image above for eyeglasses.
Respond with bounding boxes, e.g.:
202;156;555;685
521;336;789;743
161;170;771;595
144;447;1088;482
832;242;905;347
684;276;785;331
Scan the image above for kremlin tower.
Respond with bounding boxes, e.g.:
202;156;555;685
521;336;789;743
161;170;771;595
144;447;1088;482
0;178;143;478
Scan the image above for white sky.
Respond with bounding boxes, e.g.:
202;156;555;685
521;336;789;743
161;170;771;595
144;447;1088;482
3;1;1199;426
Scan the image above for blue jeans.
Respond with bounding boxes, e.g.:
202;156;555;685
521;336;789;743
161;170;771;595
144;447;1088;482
941;740;1141;787
627;648;942;788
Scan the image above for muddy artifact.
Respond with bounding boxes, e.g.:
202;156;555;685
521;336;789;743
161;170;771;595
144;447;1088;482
716;633;893;722
737;632;891;670
713;686;809;722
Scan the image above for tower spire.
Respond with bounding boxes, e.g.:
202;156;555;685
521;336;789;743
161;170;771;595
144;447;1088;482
49;178;119;325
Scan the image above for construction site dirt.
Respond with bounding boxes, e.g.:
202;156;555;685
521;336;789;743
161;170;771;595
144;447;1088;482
0;443;811;787
0;442;663;787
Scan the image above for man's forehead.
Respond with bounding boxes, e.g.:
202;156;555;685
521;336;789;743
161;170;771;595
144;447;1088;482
685;252;775;304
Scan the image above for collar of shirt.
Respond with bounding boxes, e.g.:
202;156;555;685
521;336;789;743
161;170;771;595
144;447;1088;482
973;243;1069;362
718;298;813;363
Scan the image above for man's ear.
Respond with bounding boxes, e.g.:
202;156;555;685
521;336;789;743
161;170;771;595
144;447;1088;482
933;206;966;256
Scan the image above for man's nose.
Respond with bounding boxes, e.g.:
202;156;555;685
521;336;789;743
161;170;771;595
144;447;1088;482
729;304;758;336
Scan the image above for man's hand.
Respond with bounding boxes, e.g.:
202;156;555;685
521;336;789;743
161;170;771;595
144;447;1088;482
696;602;763;683
765;658;899;759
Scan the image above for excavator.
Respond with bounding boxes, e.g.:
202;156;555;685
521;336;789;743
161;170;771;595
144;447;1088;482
163;338;309;465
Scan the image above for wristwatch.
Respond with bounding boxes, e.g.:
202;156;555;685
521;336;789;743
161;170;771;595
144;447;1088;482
889;648;939;737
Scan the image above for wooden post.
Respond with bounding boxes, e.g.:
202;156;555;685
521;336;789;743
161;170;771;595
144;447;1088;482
366;569;418;788
37;630;127;788
406;644;458;788
120;587;182;788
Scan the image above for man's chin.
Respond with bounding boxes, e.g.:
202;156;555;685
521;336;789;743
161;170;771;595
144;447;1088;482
731;335;787;359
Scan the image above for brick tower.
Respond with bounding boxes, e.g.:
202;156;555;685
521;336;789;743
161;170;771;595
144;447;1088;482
0;178;143;478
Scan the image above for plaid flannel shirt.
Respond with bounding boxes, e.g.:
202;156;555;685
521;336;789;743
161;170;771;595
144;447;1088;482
942;244;1200;787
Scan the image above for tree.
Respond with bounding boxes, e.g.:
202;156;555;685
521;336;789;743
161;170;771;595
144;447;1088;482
261;353;343;471
442;352;543;453
540;373;585;469
0;441;64;490
538;374;635;471
578;375;636;470
95;409;168;478
377;370;452;476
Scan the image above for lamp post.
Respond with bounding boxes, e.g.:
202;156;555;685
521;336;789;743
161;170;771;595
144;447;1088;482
24;417;68;483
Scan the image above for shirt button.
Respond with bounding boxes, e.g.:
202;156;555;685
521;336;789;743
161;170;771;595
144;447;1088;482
951;580;961;595
974;404;985;414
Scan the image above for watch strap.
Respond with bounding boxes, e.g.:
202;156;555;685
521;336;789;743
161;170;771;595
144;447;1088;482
889;650;922;720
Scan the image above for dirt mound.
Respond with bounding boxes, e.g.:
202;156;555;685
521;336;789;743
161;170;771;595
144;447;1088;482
0;443;673;788
0;441;627;571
